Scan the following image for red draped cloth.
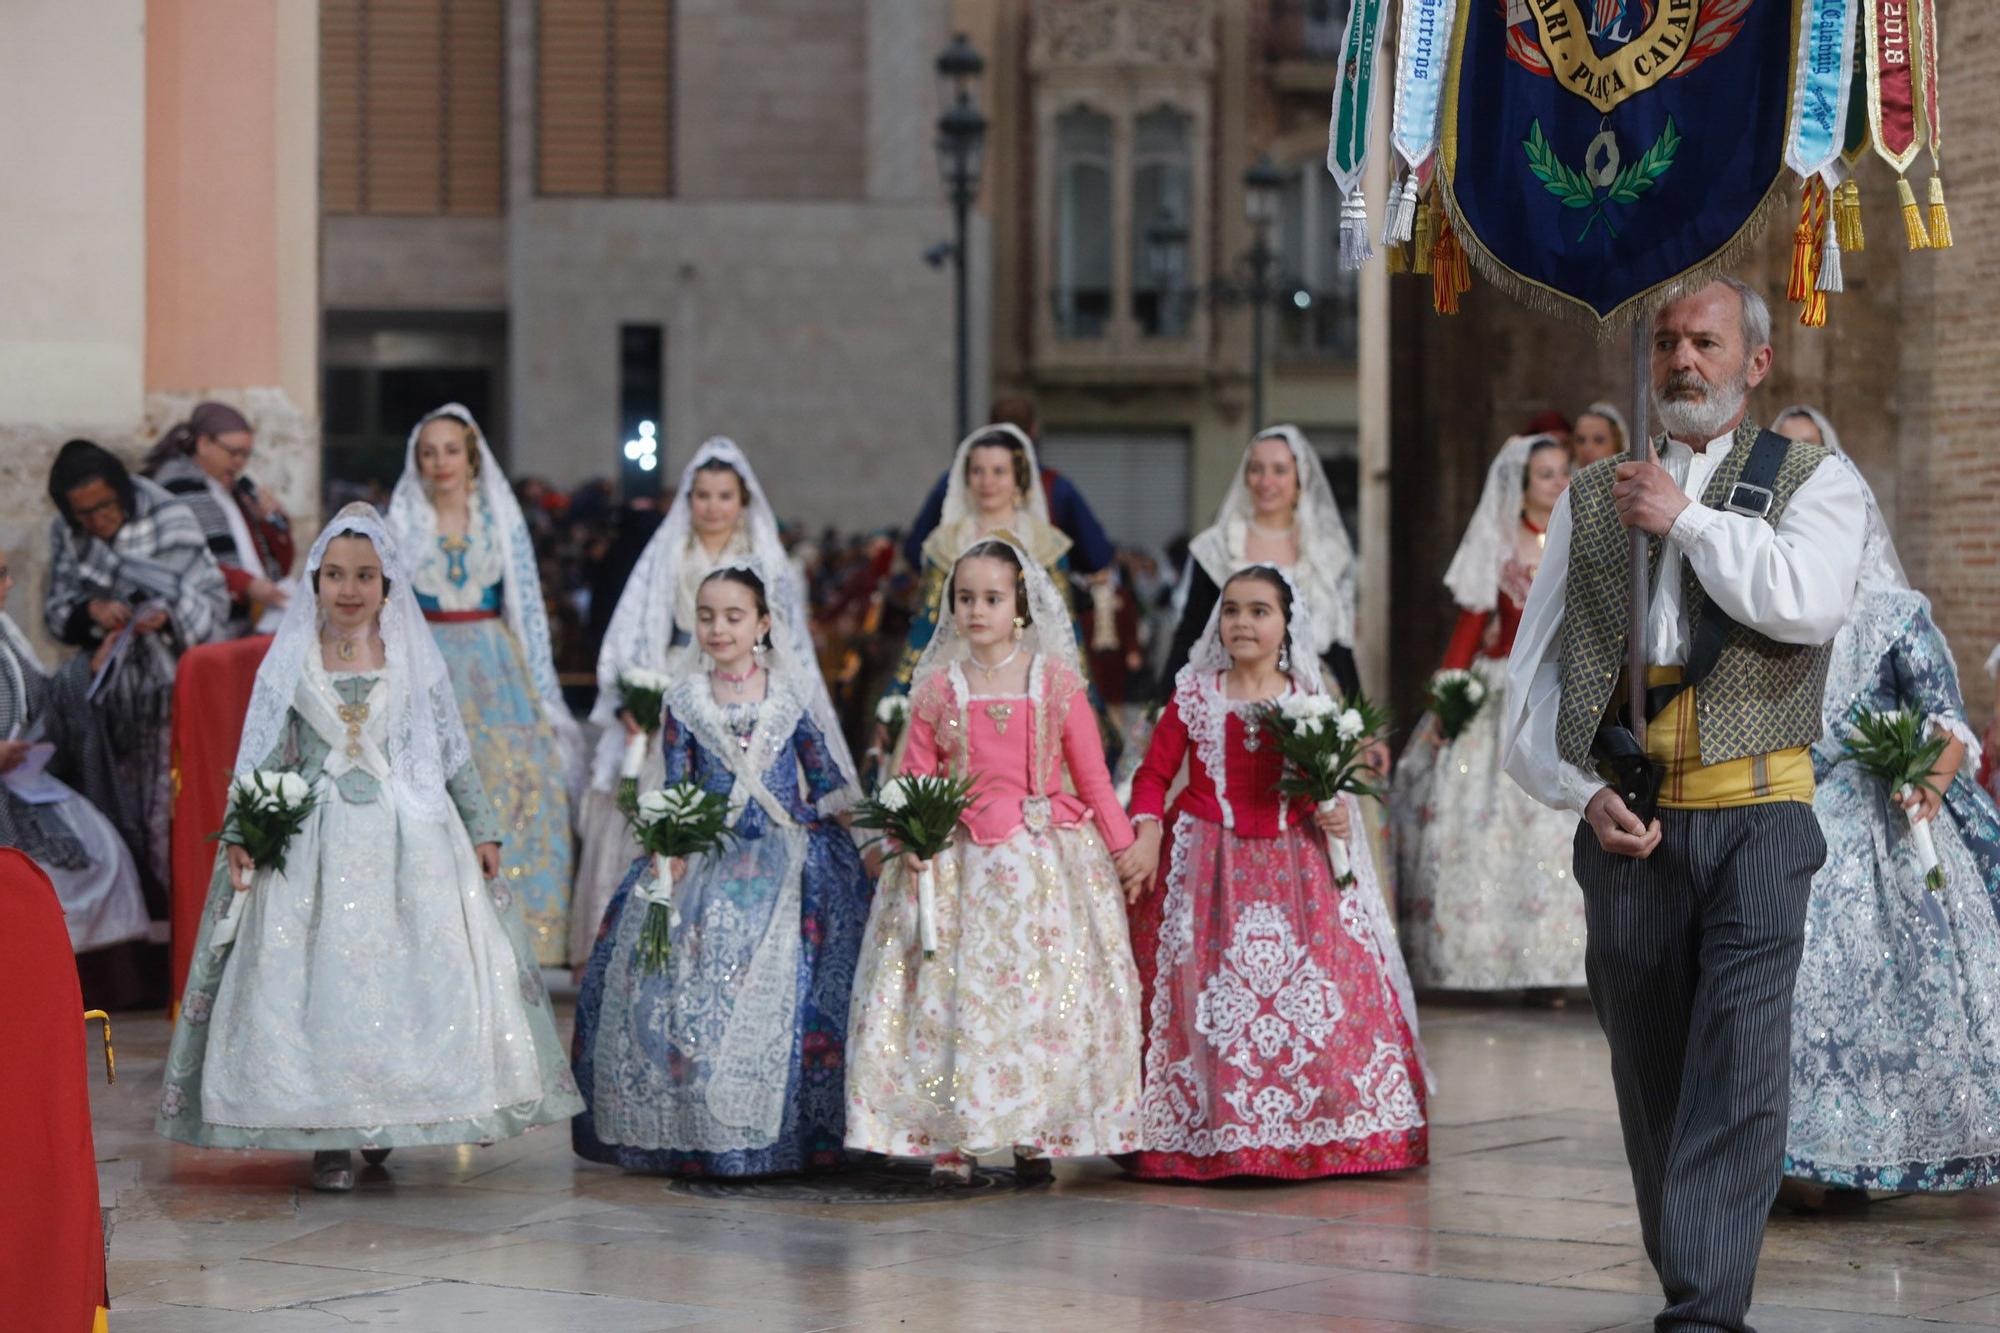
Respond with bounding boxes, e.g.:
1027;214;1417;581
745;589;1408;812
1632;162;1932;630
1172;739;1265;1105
0;850;108;1331
169;635;270;1007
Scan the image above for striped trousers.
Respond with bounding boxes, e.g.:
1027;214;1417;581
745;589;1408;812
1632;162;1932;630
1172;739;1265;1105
1574;802;1825;1333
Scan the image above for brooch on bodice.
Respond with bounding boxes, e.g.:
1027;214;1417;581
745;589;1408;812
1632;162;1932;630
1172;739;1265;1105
984;702;1015;734
336;701;370;760
1021;795;1052;833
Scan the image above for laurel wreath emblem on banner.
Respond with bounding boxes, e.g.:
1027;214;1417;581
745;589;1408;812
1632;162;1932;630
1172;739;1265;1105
1524;117;1682;241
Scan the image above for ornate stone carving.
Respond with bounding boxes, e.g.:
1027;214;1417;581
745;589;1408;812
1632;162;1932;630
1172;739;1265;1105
1031;0;1214;71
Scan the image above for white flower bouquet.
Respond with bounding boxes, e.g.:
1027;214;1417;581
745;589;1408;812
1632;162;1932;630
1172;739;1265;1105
616;668;673;800
851;774;979;957
1426;668;1490;743
874;694;912;765
208;770;316;948
629;781;740;973
1259;692;1391;886
1842;706;1950;891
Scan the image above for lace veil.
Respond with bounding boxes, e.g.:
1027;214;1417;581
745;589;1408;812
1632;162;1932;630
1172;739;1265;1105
592;438;857;808
1441;433;1559;614
907;532;1078;694
1187;425;1356;654
937;423;1053;531
386;403;584;786
1182;563;1329;698
235;503;473;824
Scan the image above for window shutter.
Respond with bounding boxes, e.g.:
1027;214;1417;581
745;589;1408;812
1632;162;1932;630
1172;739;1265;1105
320;0;506;217
536;0;672;197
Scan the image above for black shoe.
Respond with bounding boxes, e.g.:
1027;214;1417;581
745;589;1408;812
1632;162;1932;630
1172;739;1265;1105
1013;1150;1053;1186
311;1150;355;1192
361;1147;391;1167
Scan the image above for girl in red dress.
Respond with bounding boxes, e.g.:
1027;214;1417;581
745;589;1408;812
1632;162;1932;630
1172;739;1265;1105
1121;565;1430;1181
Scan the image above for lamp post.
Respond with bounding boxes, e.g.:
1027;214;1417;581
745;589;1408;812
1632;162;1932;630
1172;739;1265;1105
1241;155;1286;433
934;33;987;443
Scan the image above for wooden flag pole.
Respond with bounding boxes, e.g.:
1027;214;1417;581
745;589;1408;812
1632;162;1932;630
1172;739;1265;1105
1627;319;1653;747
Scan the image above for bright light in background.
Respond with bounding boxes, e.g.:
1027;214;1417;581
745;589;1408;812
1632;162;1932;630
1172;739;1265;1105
1291;289;1313;310
624;419;659;470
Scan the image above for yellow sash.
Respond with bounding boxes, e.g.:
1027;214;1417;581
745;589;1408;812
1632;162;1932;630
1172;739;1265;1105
1644;668;1815;809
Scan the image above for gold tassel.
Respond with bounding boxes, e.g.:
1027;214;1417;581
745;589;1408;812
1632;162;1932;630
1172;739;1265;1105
1927;174;1953;248
1899;176;1933;249
1842;179;1866;252
1411;197;1436;276
1786;182;1815;304
1385;238;1408;275
1432;213;1470;315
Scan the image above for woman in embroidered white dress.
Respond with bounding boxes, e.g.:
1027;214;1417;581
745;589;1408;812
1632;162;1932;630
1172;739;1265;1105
1389;434;1587;995
1163;425;1359;699
1123;565;1430;1180
388;406;582;965
573;439;858;966
846;537;1144;1184
156;506;583;1192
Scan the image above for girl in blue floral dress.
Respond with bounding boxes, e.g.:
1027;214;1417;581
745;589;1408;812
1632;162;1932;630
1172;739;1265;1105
1777;408;2000;1198
572;563;872;1176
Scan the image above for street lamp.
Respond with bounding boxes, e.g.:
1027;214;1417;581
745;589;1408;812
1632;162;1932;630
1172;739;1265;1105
935;33;988;442
1241;154;1287;432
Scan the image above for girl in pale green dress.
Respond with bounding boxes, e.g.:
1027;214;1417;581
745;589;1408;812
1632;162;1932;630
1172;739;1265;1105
156;505;581;1192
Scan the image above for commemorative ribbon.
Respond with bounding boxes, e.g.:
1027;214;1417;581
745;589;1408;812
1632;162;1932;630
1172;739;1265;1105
1864;0;1930;248
1784;0;1858;303
1382;0;1457;249
1913;0;1949;245
1326;0;1389;269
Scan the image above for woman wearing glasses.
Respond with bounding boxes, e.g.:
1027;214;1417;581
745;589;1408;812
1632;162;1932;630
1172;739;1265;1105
143;401;296;638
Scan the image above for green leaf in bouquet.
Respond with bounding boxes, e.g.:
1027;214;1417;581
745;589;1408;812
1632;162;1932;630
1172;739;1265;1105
1840;706;1949;802
852;773;981;861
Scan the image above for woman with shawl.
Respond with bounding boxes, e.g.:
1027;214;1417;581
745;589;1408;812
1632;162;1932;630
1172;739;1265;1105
1162;425;1359;699
143;400;296;637
884;424;1077;699
1122;564;1429;1180
156;505;582;1192
574;439;858;966
387;405;582;966
1390;434;1586;996
0;552;150;963
44;440;230;887
572;561;872;1177
1772;407;2000;1199
846;536;1143;1184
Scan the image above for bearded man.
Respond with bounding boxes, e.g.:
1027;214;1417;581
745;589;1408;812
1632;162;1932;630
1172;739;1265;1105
1502;277;1864;1333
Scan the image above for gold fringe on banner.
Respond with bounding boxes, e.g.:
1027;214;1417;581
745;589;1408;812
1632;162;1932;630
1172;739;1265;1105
1927;174;1953;248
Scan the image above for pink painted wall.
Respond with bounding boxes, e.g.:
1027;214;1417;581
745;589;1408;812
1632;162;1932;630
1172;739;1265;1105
145;0;282;391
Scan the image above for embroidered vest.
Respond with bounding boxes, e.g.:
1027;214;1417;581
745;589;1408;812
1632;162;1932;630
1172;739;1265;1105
1554;423;1835;769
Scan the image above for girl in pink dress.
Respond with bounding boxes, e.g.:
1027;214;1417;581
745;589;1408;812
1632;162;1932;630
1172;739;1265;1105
1123;565;1430;1181
845;537;1145;1183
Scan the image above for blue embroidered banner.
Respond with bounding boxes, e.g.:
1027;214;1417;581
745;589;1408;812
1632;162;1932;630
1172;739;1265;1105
1439;0;1798;322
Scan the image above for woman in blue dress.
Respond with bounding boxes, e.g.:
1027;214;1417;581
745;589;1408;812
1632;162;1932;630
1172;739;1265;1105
1777;406;2000;1199
572;561;872;1176
388;405;582;966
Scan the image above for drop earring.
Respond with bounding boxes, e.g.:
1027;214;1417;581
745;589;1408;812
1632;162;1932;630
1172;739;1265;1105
1012;616;1026;642
1279;645;1291;673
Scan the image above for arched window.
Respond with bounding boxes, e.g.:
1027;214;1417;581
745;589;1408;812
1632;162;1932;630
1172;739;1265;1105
1053;106;1115;340
1130;106;1192;338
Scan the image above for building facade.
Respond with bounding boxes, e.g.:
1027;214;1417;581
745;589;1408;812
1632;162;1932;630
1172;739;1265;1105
320;0;977;531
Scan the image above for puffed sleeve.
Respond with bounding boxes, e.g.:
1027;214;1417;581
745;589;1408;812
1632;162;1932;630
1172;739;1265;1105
448;760;505;847
1439;608;1491;672
1062;687;1134;853
1129;694;1190;824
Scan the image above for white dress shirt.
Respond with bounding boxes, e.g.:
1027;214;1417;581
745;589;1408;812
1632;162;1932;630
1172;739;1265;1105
1502;429;1865;815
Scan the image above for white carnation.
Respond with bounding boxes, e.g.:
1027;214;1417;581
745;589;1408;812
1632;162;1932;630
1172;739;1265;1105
635;789;672;822
876;779;910;812
275;772;311;805
622;668;671;692
1336;709;1366;742
876;696;910;725
1298;717;1324;737
1464;679;1487;703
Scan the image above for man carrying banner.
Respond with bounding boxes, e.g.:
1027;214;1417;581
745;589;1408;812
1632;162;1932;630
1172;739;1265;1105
1502;277;1864;1332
